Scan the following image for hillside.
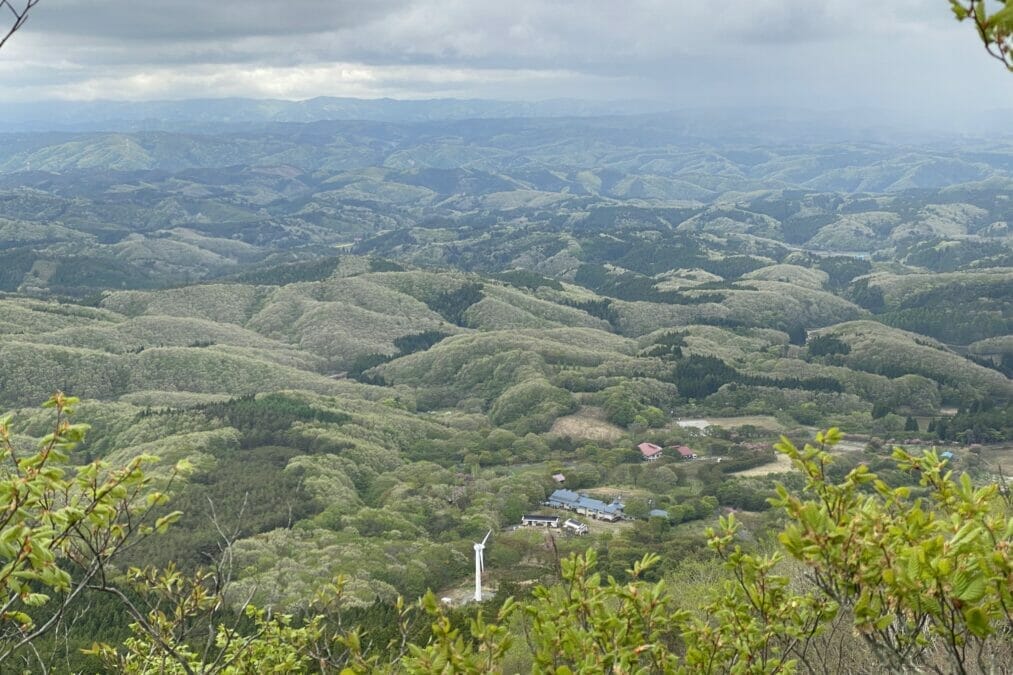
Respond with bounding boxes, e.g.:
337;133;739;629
0;118;1010;300
0;111;1010;672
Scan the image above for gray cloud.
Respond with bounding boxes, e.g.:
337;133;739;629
18;0;941;67
0;0;1009;122
35;0;411;40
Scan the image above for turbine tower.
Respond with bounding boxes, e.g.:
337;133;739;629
473;529;491;602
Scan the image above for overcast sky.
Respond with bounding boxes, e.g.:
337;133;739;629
1;0;1010;121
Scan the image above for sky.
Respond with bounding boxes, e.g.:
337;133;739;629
1;0;1011;121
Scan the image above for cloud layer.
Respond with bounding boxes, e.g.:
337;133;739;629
1;0;1010;121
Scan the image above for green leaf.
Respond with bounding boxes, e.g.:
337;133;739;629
7;611;33;627
953;570;985;603
23;592;50;607
145;492;169;507
987;3;1013;29
975;0;987;24
154;511;183;533
963;607;991;637
906;552;922;581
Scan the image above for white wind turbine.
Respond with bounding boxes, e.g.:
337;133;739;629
473;529;492;602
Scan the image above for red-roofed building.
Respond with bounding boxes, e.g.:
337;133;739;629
637;442;663;462
673;445;697;460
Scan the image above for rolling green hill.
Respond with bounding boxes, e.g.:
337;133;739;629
0;112;1009;665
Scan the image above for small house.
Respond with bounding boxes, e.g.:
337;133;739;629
551;473;566;483
521;514;561;528
673;445;697;460
563;519;589;535
638;442;663;462
648;508;669;519
940;451;955;461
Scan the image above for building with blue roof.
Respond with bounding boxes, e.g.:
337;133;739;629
547;489;624;522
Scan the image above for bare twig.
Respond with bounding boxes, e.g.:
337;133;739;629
0;0;40;51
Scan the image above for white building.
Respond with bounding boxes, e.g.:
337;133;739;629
563;519;589;535
521;514;561;528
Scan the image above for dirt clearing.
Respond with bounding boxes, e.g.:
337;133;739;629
729;452;795;476
675;416;784;432
551;407;625;443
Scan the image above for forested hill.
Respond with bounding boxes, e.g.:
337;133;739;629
0;109;1010;671
1;117;1010;324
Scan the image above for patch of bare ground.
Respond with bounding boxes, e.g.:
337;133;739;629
673;416;785;432
978;444;1013;474
729;452;795;476
705;415;785;431
834;440;867;453
550;406;625;442
583;485;652;501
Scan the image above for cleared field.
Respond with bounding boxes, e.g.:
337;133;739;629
729;452;795;476
550;407;625;442
834;440;868;453
675;416;785;432
707;416;785;430
979;444;1013;473
583;485;654;501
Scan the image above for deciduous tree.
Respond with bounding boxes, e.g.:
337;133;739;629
0;393;184;672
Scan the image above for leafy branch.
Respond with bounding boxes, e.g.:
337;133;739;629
0;393;185;669
951;0;1013;71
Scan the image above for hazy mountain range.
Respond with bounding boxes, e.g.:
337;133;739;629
4;96;1011;141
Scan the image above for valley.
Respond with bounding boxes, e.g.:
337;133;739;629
0;107;1009;672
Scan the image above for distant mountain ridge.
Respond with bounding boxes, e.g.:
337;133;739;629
0;96;670;132
3;97;1007;144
